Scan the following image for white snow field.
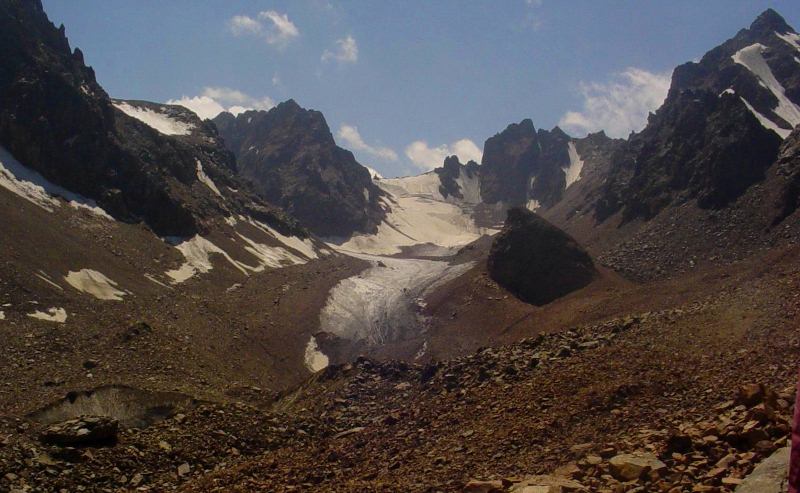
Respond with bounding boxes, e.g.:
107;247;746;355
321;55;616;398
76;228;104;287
564;142;584;189
64;269;127;301
319;253;475;346
0;146;113;219
334;171;494;255
165;220;327;284
0;311;5;320
27;307;67;323
732;43;800;138
112;101;195;136
195;159;222;196
776;31;800;52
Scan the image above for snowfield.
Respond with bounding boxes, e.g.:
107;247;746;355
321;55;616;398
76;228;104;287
64;269;127;301
564;142;584;189
0;146;113;219
195;159;222;196
27;307;67;323
732;43;800;138
165;221;325;283
334;172;494;255
113;101;195;136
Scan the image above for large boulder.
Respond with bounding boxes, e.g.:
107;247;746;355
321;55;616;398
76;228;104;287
488;207;597;305
608;452;667;481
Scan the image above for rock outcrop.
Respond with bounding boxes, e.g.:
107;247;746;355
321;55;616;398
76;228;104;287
213;101;385;237
487;207;596;305
479;120;572;209
0;0;298;237
596;9;799;223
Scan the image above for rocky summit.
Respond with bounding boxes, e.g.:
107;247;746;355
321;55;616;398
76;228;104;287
213;101;385;238
1;2;800;493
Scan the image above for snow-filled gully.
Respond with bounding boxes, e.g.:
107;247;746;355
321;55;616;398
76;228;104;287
308;252;474;371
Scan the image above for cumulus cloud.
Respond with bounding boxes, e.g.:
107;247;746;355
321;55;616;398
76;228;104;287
167;87;274;120
322;35;358;63
405;139;483;171
227;11;299;47
559;67;671;138
337;124;397;161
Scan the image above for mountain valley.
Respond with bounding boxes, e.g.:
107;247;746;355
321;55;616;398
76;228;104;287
1;1;800;492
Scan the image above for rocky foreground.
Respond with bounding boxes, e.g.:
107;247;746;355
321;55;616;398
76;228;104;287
2;254;796;493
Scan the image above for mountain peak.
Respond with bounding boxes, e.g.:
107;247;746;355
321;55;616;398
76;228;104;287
749;8;793;35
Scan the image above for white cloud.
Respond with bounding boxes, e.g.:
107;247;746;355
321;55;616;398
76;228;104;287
229;15;262;36
227;11;299;47
167;87;274;120
337;124;398;161
322;35;358;64
404;138;483;171
559;67;671;138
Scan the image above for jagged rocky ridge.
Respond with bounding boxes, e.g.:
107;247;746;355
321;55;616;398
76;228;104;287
213;101;385;238
596;8;800;223
0;0;299;238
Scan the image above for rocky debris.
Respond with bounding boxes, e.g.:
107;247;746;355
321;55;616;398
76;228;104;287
507;475;586;492
608;452;666;480
735;446;790;492
774;126;800;223
212;100;385;237
39;416;118;447
467;383;793;493
488;207;596;305
0;401;331;492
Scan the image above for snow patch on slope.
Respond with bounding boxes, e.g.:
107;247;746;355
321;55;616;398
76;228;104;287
113;102;195;136
64;269;127;301
732;43;800;135
0;146;113;219
776;31;800;52
526;199;541;212
235;233;306;271
195;159;222;196
739;97;791;139
563;142;584;189
304;336;329;372
166;235;248;283
165;223;321;283
27;307;67;323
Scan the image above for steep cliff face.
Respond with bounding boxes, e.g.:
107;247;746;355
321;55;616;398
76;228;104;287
479;120;572;210
595;9;799;224
213;101;385;238
0;0;298;237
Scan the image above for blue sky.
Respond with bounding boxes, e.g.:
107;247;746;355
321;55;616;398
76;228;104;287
43;1;800;177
